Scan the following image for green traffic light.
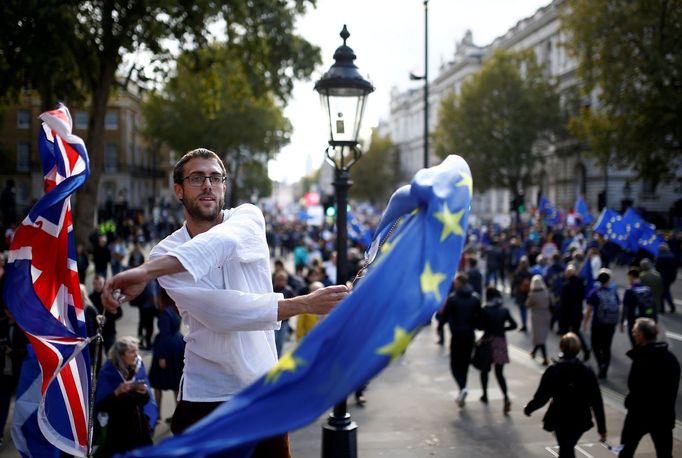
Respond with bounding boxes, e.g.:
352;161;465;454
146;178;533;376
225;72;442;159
326;207;336;217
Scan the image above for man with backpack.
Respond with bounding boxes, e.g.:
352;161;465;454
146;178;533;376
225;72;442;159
583;269;620;379
620;268;657;347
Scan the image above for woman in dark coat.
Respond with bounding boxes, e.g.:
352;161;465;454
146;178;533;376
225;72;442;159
95;336;158;456
524;333;607;458
149;288;185;422
478;286;517;415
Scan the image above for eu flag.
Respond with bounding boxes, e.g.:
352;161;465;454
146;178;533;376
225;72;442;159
538;195;562;226
127;155;473;457
637;223;664;256
575;196;594;225
621;208;647;253
593;208;628;249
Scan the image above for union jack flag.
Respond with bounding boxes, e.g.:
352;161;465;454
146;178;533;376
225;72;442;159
4;104;91;456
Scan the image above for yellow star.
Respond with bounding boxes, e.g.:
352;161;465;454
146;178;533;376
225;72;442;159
376;326;416;363
456;171;473;197
264;351;305;384
420;262;447;302
434;203;464;242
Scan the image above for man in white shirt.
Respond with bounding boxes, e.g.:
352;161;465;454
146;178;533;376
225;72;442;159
102;148;348;456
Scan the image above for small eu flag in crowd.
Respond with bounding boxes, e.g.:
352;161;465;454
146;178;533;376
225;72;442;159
128;155;473;457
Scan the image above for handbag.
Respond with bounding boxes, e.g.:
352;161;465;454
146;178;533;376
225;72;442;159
472;337;493;371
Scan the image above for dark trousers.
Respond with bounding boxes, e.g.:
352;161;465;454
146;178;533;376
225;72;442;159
555;428;583;458
138;307;155;349
480;364;508;400
591;323;615;377
619;414;672;458
171;400;291;458
449;334;474;390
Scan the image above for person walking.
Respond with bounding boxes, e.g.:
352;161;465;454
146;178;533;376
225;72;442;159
524;333;607;458
512;256;532;332
656;243;677;313
655;243;677;314
620;268;657;347
526;275;551;366
149;288;185;424
89;274;122;369
273;270;295;357
440;272;481;407
466;256;483;297
102;148;347;456
477;286;517;415
618;318;680;458
639;259;664;315
583;269;620;379
558;264;590;360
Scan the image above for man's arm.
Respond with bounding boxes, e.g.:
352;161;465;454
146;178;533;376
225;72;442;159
103;255;349;320
102;255;184;312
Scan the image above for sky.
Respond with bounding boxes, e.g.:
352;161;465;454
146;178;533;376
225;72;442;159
267;0;551;183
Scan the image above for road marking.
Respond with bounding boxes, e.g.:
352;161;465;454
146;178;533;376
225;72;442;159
666;330;682;342
575;445;596;458
545;446;559;457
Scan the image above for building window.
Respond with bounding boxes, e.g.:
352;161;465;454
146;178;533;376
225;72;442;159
17;142;30;171
574;163;587;197
641;178;657;195
17;110;30;128
75;112;89;129
104;143;118;172
105;111;118;130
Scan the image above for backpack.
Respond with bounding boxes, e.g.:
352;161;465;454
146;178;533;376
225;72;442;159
595;288;619;325
632;285;656;319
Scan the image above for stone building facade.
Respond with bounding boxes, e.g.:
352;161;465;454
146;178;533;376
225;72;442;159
0;86;171;223
382;0;680;227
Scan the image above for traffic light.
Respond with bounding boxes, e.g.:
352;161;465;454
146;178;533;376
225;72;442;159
511;194;526;214
323;196;336;217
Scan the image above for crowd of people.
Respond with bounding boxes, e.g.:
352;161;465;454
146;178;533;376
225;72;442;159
437;222;680;457
0;153;681;457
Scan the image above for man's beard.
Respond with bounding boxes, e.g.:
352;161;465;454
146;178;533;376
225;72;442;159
183;192;225;222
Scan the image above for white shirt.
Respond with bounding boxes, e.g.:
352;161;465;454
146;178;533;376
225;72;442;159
150;204;281;402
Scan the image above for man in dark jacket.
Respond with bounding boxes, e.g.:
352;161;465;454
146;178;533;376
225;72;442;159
620;268;657;347
655;243;677;313
524;333;606;458
441;272;481;407
619;318;680;458
558;264;589;360
467;257;483;297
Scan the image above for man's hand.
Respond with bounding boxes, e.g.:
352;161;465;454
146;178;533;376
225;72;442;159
278;284;349;320
305;285;349;314
102;266;150;313
102;255;186;313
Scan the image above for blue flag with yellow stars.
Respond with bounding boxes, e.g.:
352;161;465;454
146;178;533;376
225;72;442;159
125;155;473;458
593;208;628;249
637;223;665;257
621;208;647;253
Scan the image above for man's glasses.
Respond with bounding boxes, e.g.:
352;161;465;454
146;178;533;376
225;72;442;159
183;174;226;187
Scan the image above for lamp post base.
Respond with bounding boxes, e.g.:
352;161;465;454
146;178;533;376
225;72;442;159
322;412;358;458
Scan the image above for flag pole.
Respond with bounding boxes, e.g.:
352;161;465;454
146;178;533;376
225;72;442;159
87;315;106;458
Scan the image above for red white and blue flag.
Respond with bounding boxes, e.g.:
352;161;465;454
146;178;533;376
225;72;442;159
4;104;91;456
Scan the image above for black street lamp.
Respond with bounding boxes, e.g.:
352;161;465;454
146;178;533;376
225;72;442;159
314;25;374;458
409;0;429;168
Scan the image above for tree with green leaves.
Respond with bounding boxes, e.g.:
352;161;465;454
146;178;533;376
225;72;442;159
349;130;404;206
0;0;320;243
432;49;562;193
143;45;290;206
562;0;682;188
